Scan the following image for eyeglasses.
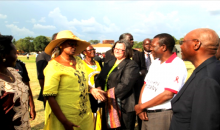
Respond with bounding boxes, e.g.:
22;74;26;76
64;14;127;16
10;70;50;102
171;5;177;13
86;49;96;52
114;48;125;53
179;39;199;45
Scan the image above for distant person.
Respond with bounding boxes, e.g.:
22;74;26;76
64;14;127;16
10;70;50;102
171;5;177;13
0;35;31;130
36;33;57;107
36;52;39;58
27;53;29;60
143;38;154;73
135;33;187;130
15;59;36;120
170;28;220;130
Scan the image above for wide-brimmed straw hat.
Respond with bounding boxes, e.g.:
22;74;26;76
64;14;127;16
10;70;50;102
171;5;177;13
45;30;90;55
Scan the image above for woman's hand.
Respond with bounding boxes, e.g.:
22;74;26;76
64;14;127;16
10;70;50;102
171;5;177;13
63;120;80;130
90;87;106;101
29;107;36;121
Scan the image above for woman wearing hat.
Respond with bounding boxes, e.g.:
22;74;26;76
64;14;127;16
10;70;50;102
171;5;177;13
43;30;106;130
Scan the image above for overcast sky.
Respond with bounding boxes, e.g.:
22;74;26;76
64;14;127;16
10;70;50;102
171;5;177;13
1;1;220;42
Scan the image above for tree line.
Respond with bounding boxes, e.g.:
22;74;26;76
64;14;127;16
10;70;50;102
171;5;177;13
133;36;183;49
12;35;182;53
13;36;51;53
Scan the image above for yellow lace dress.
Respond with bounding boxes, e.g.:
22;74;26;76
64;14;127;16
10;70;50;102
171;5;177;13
82;60;102;130
43;56;93;130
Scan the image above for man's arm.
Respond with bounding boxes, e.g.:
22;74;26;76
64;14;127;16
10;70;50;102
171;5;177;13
23;81;36;120
21;63;36;120
135;90;174;115
137;83;148;120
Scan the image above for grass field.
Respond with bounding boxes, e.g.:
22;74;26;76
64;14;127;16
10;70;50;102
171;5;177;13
18;55;195;130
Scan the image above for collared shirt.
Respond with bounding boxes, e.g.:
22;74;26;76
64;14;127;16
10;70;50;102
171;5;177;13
144;51;154;71
141;53;187;110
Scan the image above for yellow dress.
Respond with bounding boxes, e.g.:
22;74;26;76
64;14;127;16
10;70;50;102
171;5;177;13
43;56;94;130
82;60;102;130
82;60;101;88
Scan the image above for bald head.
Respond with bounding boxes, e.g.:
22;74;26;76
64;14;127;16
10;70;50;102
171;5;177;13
187;28;219;54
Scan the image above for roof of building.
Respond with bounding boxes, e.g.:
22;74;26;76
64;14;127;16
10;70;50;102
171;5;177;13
92;43;113;47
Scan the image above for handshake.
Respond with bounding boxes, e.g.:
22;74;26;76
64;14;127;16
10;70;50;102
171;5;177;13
89;86;107;102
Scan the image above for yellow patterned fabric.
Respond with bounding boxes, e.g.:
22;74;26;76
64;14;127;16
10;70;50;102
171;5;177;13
82;60;102;130
82;60;101;88
43;56;93;130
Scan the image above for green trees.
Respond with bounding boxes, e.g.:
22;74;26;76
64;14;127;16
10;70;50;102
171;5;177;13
15;35;50;52
33;36;50;51
88;40;100;44
133;41;143;49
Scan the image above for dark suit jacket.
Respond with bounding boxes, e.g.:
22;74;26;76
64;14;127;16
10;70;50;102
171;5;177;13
104;49;146;103
104;49;115;63
96;58;139;112
94;56;103;68
170;56;220;130
132;49;146;103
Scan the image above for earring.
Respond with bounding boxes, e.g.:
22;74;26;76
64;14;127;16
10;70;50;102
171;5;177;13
59;46;62;49
3;58;6;62
85;54;87;56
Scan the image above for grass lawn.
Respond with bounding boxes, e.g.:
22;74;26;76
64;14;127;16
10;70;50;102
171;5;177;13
18;55;195;130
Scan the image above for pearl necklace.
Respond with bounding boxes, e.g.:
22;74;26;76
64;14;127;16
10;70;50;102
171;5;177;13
60;55;75;66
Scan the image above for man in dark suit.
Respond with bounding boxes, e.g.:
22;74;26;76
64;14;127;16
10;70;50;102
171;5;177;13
170;28;220;130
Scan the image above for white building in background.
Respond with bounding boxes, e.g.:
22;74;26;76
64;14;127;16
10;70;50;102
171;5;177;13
92;43;113;53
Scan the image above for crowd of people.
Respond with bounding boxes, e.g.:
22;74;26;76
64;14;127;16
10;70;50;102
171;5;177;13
0;28;220;130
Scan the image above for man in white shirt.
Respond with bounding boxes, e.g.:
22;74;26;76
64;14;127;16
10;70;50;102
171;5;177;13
135;33;187;130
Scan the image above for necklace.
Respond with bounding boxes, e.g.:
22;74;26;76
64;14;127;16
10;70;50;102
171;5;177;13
84;59;97;70
60;55;75;66
84;59;95;65
0;70;13;81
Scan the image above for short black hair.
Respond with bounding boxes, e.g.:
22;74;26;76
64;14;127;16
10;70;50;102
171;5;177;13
111;40;133;59
0;35;13;61
52;33;58;40
153;33;175;52
119;33;132;40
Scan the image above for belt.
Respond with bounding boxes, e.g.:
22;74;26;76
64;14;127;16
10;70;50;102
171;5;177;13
147;109;171;113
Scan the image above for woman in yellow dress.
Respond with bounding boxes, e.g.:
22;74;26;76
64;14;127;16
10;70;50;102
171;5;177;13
82;45;102;130
43;30;106;130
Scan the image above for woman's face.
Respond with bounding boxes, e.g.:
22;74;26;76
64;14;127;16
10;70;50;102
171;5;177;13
84;45;96;58
114;43;126;60
5;44;17;67
60;40;77;56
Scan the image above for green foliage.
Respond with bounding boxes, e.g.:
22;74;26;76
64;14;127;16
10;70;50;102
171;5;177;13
88;40;100;44
33;36;50;51
133;41;143;49
15;37;34;52
12;39;16;45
